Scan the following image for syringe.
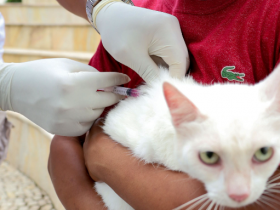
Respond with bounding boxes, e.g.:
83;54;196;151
98;86;140;97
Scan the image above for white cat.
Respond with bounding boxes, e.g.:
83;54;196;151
95;66;280;210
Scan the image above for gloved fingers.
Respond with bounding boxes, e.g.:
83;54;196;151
48;122;89;136
60;58;99;73
149;20;190;79
93;72;131;89
92;91;125;109
150;44;189;79
167;56;189;79
67;122;93;136
150;55;169;69
78;108;104;123
78;121;95;134
50;114;101;136
71;71;130;90
133;55;160;84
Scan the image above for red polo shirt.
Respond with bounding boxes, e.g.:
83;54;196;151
89;0;280;113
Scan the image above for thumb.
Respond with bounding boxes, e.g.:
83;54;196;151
92;72;131;89
156;48;189;79
57;58;99;73
168;56;190;79
132;56;160;84
70;71;130;89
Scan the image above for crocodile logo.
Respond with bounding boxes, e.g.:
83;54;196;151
221;66;245;82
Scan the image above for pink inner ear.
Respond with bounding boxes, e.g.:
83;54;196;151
163;82;199;127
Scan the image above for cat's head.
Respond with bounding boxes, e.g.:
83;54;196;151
163;65;280;208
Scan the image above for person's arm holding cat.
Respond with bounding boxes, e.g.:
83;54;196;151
48;128;207;210
48;134;107;210
84;119;208;210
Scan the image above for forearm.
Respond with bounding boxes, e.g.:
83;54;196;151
84;121;206;210
57;0;88;20
48;135;106;210
88;140;205;209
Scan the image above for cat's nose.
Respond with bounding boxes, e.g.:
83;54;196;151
229;194;249;202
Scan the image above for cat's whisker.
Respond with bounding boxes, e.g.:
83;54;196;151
267;181;280;188
270;185;280;189
266;187;280;193
198;199;211;210
161;167;169;171
267;185;280;190
255;200;265;210
261;194;280;206
268;175;280;184
173;194;208;210
186;197;209;210
268;170;280;180
171;177;196;183
264;189;280;194
263;188;280;196
262;191;280;201
213;204;219;210
190;187;208;199
258;199;271;210
262;193;280;206
262;191;280;207
268;186;280;190
258;196;278;210
206;201;216;210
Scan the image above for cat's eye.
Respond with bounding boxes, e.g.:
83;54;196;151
199;151;220;165
254;147;273;162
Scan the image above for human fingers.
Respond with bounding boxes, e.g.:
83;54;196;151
92;91;125;109
149;17;189;78
93;72;131;89
131;55;160;84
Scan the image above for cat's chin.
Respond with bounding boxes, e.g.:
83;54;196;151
206;185;263;209
207;200;247;209
208;195;257;209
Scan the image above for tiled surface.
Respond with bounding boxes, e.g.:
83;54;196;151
0;162;56;210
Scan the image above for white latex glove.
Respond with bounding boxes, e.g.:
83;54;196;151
0;59;130;136
95;2;189;83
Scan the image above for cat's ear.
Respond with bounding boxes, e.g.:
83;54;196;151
163;82;204;127
260;64;280;109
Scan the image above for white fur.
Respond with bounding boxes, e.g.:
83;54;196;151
95;67;280;209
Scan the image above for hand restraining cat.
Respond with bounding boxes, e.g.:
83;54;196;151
95;65;280;210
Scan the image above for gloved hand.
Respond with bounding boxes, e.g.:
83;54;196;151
0;59;130;136
95;2;189;83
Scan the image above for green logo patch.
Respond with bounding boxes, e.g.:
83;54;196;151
221;66;245;82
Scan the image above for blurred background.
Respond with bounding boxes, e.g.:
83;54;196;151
0;0;100;209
